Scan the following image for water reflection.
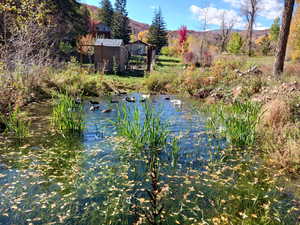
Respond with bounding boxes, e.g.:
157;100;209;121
0;93;226;225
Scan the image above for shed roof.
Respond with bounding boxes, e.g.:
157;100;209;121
128;40;150;46
95;39;123;47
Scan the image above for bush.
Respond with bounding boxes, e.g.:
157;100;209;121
160;46;171;56
210;55;244;78
145;72;178;92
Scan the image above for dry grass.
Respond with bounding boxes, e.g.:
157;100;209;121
258;98;300;173
260;99;291;129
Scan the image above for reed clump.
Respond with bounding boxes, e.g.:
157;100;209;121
51;93;84;135
0;107;30;140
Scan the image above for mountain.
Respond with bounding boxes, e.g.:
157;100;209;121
83;4;149;34
83;3;269;40
168;29;269;43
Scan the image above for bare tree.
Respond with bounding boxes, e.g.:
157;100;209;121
273;0;295;77
241;0;261;56
217;11;235;53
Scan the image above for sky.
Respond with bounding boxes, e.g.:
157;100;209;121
80;0;283;31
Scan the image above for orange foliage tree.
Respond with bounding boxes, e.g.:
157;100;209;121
137;30;149;43
288;3;300;60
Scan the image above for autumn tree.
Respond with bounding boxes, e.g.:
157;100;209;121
77;34;95;63
273;0;296;77
227;32;243;54
288;4;300;60
256;35;272;56
178;25;188;55
98;0;114;27
112;0;131;44
138;30;149;43
148;8;168;52
241;0;261;56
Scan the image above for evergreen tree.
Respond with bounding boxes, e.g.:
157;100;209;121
270;17;280;42
98;0;114;27
53;0;90;40
148;8;168;52
227;32;243;54
111;0;131;44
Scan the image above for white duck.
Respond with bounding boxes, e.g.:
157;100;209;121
141;94;150;99
170;99;182;106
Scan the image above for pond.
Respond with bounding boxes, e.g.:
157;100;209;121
0;94;298;225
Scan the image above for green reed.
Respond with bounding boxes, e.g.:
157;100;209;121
206;101;261;148
115;103;169;152
51;93;84;135
0;107;30;140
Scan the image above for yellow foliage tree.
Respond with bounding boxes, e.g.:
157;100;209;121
137;30;149;43
288;4;300;60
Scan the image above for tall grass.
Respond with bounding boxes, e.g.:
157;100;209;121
51;93;84;135
0;107;30;140
206;101;261;148
115;104;169;152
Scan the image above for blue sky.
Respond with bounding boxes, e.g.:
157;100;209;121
80;0;283;31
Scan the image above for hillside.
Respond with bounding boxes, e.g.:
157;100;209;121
168;29;269;43
84;3;269;39
84;4;150;34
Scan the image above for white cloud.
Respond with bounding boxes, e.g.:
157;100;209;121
260;0;282;19
223;0;282;20
190;5;245;29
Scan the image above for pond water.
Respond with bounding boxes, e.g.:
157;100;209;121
1;93;296;224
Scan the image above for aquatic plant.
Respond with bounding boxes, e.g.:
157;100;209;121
115;103;169;152
51;93;84;135
206;101;261;148
0;107;30;140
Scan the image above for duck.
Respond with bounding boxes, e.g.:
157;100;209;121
118;91;127;96
0;122;6;134
125;97;136;103
140;98;146;103
141;94;150;99
165;97;171;100
170;99;182;106
110;99;119;104
90;105;100;111
75;97;82;105
102;109;112;113
89;100;99;105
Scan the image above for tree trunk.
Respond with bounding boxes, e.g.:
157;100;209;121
273;0;295;77
248;15;254;57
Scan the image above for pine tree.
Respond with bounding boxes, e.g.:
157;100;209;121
98;0;114;27
111;0;131;44
148;8;168;52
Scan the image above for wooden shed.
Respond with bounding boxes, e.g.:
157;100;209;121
126;40;149;56
94;39;129;72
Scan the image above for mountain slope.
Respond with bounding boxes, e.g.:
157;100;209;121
84;3;269;39
84;4;149;34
